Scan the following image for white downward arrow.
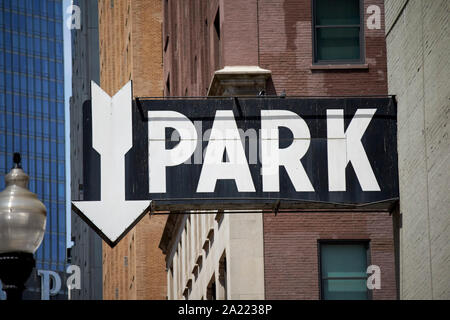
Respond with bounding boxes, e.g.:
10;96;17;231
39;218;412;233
72;81;151;245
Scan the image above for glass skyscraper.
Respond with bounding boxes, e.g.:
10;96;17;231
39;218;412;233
0;0;66;299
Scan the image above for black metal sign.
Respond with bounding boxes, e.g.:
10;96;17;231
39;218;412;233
83;96;398;211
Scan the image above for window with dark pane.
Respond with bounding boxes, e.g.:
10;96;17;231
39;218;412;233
313;0;363;63
319;242;369;300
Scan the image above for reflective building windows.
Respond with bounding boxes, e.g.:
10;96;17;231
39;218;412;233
0;0;66;299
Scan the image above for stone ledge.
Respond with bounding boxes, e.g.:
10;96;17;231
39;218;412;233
310;64;369;71
207;66;272;96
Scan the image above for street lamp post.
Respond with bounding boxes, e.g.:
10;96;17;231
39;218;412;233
0;153;47;300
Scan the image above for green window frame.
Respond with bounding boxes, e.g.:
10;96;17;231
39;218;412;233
318;240;370;300
312;0;364;64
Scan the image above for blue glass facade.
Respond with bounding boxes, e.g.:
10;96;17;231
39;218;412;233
0;0;66;280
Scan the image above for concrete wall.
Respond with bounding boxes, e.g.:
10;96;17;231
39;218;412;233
165;212;264;300
385;0;449;299
70;0;103;300
98;0;166;300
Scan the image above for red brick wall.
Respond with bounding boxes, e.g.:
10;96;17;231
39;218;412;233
163;0;396;300
164;0;387;97
263;211;397;300
222;0;259;66
163;0;220;97
258;0;388;96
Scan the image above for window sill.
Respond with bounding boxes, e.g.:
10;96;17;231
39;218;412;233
310;64;369;70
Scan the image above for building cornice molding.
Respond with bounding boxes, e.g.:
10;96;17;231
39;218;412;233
207;66;272;97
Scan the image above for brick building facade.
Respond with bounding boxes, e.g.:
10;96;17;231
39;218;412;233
68;0;450;301
163;0;388;97
97;0;166;300
160;0;398;300
264;212;397;299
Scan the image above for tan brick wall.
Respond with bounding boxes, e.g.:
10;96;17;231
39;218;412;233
98;0;166;300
